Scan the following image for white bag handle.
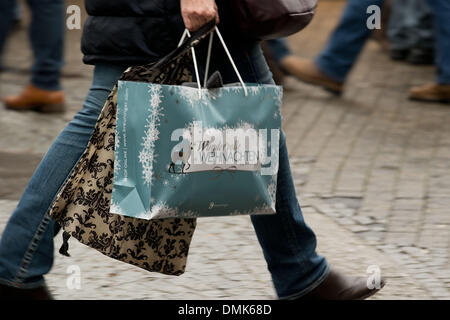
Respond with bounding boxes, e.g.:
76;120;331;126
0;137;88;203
178;26;248;98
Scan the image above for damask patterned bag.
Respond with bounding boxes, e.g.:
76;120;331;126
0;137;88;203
48;23;216;276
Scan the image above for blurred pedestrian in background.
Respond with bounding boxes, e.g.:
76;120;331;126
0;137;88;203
0;0;65;113
410;0;450;102
388;0;435;64
262;39;294;85
265;0;385;96
265;0;450;103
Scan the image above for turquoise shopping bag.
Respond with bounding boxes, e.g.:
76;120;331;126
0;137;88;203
111;27;282;219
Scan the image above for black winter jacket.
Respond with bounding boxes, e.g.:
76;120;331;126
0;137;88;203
81;0;238;66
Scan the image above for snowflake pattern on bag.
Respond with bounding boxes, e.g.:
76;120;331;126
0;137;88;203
139;85;165;185
112;81;281;220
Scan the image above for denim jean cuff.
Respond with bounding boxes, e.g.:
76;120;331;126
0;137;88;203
0;276;46;290
265;39;292;63
437;76;450;85
314;57;347;83
278;262;331;300
31;72;61;91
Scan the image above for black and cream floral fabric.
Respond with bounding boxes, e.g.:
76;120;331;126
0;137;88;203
49;52;198;276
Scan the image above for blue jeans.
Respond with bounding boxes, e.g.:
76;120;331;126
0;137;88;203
426;0;450;84
14;0;22;21
388;0;434;51
265;39;292;64
0;0;64;90
0;42;329;299
315;0;384;83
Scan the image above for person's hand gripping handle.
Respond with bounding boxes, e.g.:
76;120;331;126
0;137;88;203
181;0;220;31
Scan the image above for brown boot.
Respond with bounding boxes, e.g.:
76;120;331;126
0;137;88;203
3;84;65;113
0;283;53;300
280;56;344;95
298;269;386;300
409;83;450;103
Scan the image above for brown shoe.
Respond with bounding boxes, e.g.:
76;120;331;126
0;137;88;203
3;84;65;113
280;56;344;95
0;283;53;300
409;83;450;103
298;269;386;300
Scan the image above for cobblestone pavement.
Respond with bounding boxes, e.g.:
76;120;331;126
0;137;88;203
0;1;448;299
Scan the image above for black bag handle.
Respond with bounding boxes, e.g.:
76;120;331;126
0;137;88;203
152;20;216;70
